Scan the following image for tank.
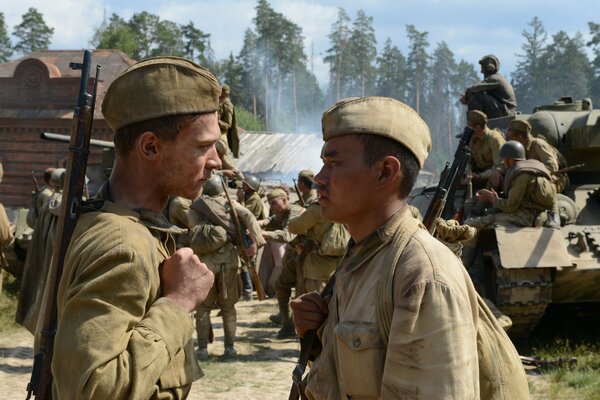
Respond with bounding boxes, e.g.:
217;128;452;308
411;97;600;337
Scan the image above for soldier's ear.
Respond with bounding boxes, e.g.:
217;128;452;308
377;156;401;186
137;131;160;160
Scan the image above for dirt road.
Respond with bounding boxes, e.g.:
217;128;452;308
0;299;297;399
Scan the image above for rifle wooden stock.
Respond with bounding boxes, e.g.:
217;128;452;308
31;171;39;193
422;126;475;233
552;163;585;175
26;50;99;400
219;177;266;301
289;273;337;400
293;178;305;207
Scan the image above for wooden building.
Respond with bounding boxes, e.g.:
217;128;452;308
0;50;134;208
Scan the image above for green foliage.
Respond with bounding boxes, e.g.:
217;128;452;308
324;8;352;102
236;106;264;131
92;12;208;61
12;7;54;55
91;14;138;57
0;272;21;334
376;37;408;102
348;10;377;97
406;24;430;113
0;12;13;62
588;21;600;106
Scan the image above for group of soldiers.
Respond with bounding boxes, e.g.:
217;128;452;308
0;53;568;399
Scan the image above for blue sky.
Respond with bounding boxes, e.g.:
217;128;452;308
2;0;598;86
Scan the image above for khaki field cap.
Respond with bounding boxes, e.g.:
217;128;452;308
467;110;488;126
298;169;315;183
322;96;432;167
267;188;288;201
102;56;221;131
508;119;531;135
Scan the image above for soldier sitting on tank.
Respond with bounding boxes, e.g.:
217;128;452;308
464;140;556;230
460;55;517;119
465;110;505;189
506;119;568;193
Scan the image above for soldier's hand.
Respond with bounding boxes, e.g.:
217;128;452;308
262;231;274;240
160;247;214;313
290;291;329;338
244;241;258;258
489;169;503;188
459;94;467;105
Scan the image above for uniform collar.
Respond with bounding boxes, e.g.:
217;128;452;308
343;205;412;274
96;182;186;235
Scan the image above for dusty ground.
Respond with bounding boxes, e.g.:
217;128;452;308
0;298;585;399
0;298;298;399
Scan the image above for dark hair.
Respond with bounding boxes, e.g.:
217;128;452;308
358;134;420;198
114;113;204;155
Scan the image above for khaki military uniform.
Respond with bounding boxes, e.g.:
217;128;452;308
305;207;481;399
16;191;62;334
467;160;556;229
26;187;53;228
53;185;200;400
187;194;264;350
219;97;239;158
302;189;318;206
465;72;517;118
168;196;192;248
470;127;505;184
243;191;266;220
526;134;568;193
258;203;304;296
0;203;13;249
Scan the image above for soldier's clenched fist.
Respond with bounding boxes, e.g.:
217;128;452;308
161;247;214;312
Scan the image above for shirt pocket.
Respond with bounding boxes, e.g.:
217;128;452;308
334;320;385;398
159;341;203;390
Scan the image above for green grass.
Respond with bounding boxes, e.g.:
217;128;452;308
517;304;600;400
0;271;21;333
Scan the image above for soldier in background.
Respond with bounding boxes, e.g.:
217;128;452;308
187;176;264;359
26;167;55;228
0;163;15;295
237;174;266;300
460;55;517;119
272;201;348;338
465;110;505;189
295;170;318;205
16;168;65;335
218;84;239;158
506;119;568;193
258;188;304;297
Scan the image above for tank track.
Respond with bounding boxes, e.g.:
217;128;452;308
485;251;554;338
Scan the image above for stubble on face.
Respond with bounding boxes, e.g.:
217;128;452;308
159;112;221;200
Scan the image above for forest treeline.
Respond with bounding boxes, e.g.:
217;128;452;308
2;4;600;170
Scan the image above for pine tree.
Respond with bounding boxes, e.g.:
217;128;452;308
513;17;549;113
348;10;377;97
542;31;592;103
13;7;54;55
324;8;352;101
376;37;408;101
587;21;600;106
181;21;210;64
128;11;159;59
406;25;430;113
0;12;13;62
92;13;138;59
151;20;185;57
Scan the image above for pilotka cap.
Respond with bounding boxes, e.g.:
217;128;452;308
321;97;432;167
467;110;488;126
267;188;288;201
508;119;531;135
102;56;221;131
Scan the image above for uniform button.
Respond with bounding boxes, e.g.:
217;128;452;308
353;338;361;348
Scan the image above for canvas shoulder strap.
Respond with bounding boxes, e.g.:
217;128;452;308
376;216;422;345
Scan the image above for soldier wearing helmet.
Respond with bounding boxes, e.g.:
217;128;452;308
464;140;557;230
507;119;569;193
240;174;266;220
460;54;517;119
186;174;265;359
